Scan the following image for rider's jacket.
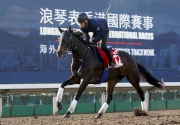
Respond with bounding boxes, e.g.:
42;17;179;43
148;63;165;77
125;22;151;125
80;18;108;44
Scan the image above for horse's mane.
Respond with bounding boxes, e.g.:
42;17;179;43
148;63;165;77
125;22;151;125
72;29;89;43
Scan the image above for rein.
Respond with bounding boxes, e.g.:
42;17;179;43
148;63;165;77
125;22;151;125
77;47;89;73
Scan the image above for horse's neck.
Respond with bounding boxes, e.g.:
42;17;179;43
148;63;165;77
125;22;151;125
72;37;88;62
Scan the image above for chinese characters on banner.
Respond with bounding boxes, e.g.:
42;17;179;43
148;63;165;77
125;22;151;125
40;44;56;54
40;8;153;30
39;8;154;55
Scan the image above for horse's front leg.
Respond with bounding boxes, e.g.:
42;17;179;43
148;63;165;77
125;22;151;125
56;75;80;111
63;73;93;118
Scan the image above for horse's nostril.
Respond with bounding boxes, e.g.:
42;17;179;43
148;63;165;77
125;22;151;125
57;51;62;57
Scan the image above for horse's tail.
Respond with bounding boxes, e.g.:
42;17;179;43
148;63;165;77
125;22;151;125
136;62;165;89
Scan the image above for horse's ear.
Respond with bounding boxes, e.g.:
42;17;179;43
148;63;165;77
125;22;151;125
58;27;64;33
68;26;72;33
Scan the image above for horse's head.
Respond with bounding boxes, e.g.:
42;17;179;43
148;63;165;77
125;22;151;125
56;27;73;58
57;26;90;58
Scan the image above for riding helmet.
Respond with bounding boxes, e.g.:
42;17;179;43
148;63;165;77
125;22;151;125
77;12;88;23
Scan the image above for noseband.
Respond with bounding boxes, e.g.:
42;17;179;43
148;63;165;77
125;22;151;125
58;31;90;74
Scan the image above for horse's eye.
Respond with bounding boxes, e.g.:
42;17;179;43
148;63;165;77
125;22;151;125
65;38;69;42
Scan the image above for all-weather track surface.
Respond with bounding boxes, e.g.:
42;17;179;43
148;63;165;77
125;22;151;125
1;110;180;125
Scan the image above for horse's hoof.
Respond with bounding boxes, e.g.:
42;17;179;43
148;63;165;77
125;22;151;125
62;111;71;118
57;102;62;111
95;113;102;119
58;106;62;111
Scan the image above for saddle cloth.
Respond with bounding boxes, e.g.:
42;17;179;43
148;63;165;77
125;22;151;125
91;45;123;84
109;47;123;68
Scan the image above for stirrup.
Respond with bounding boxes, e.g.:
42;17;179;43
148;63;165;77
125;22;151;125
108;63;115;69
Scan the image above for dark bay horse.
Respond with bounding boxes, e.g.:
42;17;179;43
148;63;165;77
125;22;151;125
56;27;164;118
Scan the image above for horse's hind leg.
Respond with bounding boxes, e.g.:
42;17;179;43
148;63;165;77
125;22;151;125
95;76;124;119
126;74;147;112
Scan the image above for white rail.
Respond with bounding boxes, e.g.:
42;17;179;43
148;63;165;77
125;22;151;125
0;82;179;94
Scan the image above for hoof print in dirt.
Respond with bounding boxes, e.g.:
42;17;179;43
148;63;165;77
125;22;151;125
34;116;38;119
133;108;148;116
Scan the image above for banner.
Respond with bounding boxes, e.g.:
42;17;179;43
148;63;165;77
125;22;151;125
0;0;180;83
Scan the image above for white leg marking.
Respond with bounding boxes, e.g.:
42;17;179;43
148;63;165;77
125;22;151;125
56;87;64;102
68;100;78;113
141;101;147;112
98;103;109;114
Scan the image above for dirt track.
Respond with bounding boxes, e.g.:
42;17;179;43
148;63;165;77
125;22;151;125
1;110;180;125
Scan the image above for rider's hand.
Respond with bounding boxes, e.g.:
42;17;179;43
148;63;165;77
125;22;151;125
89;41;94;45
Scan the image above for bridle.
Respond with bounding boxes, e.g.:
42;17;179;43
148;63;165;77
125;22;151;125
58;31;74;57
58;30;91;73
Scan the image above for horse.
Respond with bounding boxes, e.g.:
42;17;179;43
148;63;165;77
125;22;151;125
56;26;165;119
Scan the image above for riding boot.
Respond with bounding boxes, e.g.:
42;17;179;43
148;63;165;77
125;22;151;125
103;49;114;68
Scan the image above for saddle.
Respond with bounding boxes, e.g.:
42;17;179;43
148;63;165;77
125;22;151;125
91;45;123;68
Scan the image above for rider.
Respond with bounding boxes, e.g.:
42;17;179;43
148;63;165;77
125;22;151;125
77;12;114;68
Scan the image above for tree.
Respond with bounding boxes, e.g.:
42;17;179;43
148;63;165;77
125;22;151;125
41;94;53;105
34;93;43;105
18;93;32;106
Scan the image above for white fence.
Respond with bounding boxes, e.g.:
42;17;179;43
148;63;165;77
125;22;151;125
0;82;180;94
0;82;180;116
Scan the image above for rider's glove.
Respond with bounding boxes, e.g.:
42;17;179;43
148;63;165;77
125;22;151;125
89;41;94;45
